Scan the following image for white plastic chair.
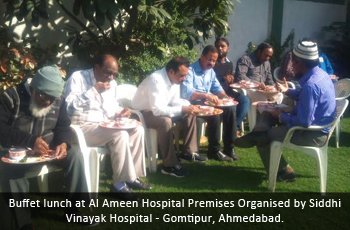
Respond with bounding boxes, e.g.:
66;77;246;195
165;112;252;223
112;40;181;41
116;84;180;173
268;99;348;193
23;164;62;192
273;67;296;89
116;84;158;173
70;124;108;195
334;78;350;148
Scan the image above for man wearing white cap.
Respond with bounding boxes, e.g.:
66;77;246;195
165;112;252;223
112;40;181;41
234;41;336;182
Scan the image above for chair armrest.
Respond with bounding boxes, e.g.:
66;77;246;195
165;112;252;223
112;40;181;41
282;122;334;145
130;109;147;126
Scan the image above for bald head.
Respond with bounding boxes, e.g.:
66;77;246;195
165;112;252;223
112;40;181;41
93;54;119;82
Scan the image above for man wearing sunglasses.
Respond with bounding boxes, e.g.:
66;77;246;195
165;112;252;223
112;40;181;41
0;65;92;229
64;54;150;201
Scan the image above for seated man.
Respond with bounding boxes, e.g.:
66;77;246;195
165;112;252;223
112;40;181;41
0;65;91;229
235;41;336;181
235;42;274;85
64;54;150;199
214;37;250;137
181;45;239;162
132;57;203;177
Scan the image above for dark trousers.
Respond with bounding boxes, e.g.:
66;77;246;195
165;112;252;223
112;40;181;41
225;89;250;130
254;112;328;173
196;105;237;155
0;144;89;229
141;110;197;167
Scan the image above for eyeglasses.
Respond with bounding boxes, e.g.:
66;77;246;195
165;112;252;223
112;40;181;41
37;91;56;102
203;56;217;64
103;69;119;79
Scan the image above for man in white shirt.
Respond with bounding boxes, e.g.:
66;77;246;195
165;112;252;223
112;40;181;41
64;54;150;200
132;57;205;178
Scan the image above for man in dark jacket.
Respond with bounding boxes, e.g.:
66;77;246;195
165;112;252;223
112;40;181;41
0;65;91;229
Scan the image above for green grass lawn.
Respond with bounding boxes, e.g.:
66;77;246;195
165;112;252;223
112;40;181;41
7;110;350;230
97;113;350;193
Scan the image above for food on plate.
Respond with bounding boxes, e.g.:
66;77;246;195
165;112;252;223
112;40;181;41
257;85;277;92
199;106;214;115
207;97;235;106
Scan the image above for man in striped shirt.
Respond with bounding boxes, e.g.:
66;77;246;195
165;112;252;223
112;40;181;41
64;54;150;200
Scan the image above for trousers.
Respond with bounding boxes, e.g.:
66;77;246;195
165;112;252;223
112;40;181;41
81;123;146;184
254;112;328;173
141;110;197;167
0;144;88;229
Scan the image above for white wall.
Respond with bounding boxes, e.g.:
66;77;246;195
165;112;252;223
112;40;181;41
282;0;347;45
226;0;273;65
200;0;273;66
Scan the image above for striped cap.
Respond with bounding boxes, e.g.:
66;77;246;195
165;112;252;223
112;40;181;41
293;41;319;60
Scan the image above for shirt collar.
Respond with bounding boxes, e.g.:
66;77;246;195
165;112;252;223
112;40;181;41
216;57;231;64
89;68;97;85
250;51;259;63
192;59;210;75
298;66;320;86
162;68;173;87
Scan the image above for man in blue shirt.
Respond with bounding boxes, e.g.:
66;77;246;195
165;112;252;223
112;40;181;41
235;41;336;181
181;45;239;162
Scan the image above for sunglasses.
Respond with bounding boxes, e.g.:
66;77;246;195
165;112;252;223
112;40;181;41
103;69;119;79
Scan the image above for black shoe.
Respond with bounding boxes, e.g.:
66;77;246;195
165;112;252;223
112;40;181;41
208;151;233;162
64;212;100;227
234;131;268;148
110;185;139;201
277;171;296;182
126;179;152;190
224;149;239;161
161;165;189;178
179;152;208;163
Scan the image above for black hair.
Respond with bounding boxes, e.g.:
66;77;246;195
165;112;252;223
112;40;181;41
202;45;218;56
166;57;190;72
215;37;229;47
256;42;273;52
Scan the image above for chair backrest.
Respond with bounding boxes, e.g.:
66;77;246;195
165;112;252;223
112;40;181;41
273;67;296;89
273;67;283;83
334;78;350;100
116;84;138;108
326;99;349;142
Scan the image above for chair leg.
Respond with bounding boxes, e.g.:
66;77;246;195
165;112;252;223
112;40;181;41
240;121;245;134
90;149;100;195
247;104;257;131
317;148;328;194
148;129;158;173
269;141;284;192
335;121;340;148
220;122;223;142
37;174;49;193
174;125;180;155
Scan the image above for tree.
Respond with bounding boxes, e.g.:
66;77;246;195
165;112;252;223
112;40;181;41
3;0;235;83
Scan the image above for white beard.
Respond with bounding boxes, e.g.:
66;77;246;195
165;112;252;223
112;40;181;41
29;97;54;118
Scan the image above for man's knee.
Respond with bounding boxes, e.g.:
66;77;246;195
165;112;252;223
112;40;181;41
66;144;84;165
135;125;144;135
238;94;250;105
159;116;173;130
